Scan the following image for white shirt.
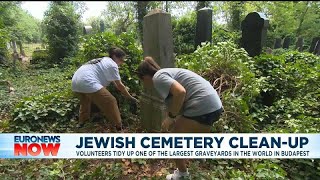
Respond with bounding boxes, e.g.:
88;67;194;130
71;57;120;93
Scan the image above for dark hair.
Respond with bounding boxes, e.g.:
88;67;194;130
136;56;161;79
108;47;126;59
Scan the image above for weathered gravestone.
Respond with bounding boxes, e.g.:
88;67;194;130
241;12;269;57
282;36;291;49
309;37;320;54
274;38;282;49
140;9;175;132
195;7;212;49
314;40;320;55
295;37;304;52
83;26;93;35
100;20;105;32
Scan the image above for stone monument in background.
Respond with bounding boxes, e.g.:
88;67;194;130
295;37;304;52
83;26;93;35
309;37;320;55
274;38;282;49
195;7;213;49
100;20;105;32
241;12;269;57
282;36;291;49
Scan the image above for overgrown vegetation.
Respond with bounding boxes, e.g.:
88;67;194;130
176;42;320;179
177;41;261;133
1;1;319;179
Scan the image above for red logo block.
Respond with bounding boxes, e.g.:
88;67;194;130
14;143;60;156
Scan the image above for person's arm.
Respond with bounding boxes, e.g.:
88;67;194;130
161;82;186;132
113;80;138;102
167;81;186;117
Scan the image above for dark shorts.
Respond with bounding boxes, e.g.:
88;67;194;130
183;107;223;126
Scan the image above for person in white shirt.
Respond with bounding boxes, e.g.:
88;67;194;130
72;47;138;130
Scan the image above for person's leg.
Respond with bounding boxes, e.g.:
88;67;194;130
174;116;211;170
166;116;211;179
77;93;92;126
89;87;122;128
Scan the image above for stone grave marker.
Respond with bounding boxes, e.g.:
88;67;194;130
282;36;291;49
140;9;175;132
295;37;304;52
309;37;320;53
274;38;282;49
195;7;213;49
83;26;93;35
241;12;269;57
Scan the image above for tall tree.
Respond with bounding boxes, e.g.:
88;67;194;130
43;1;81;64
229;1;245;31
196;1;210;11
101;1;136;35
136;1;149;46
0;1;41;61
72;1;88;18
0;2;20;60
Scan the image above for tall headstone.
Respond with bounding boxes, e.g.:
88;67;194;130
295;37;304;52
100;20;105;32
241;12;269;57
314;40;320;55
309;37;320;53
195;7;213;49
274;38;282;49
140;9;174;132
282;36;291;49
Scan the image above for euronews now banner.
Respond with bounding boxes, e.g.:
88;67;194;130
0;133;319;159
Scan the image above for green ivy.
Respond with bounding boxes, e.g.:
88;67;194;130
11;89;79;132
172;12;196;55
177;41;262;132
81;31;143;96
251;51;320;133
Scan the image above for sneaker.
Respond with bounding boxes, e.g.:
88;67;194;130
166;168;190;180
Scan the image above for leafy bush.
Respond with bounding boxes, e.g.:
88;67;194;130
172;12;196;55
251;51;320;133
0;66;78;132
212;26;241;46
281;159;320;180
81;31;143;96
0;28;9;64
30;49;49;66
43;1;81;64
190;159;287;179
271;48;291;56
176;41;262;132
11;89;79;132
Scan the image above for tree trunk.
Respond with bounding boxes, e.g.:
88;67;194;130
11;40;18;74
137;1;149;47
17;40;26;56
296;1;310;36
230;1;245;31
